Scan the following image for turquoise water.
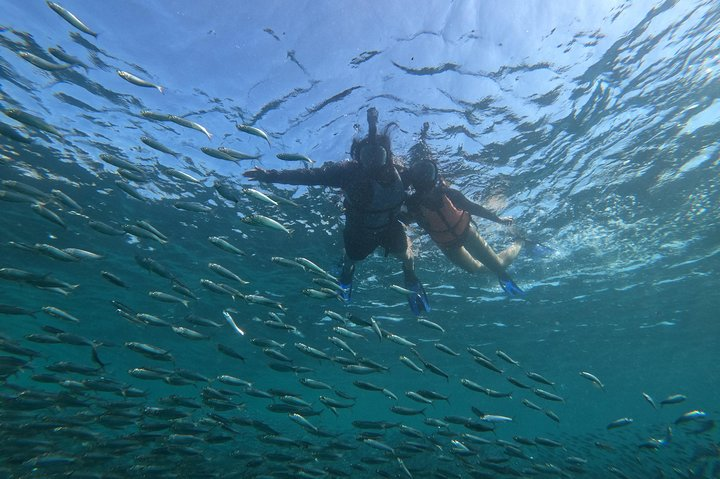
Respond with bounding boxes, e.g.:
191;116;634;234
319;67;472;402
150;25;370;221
1;1;719;478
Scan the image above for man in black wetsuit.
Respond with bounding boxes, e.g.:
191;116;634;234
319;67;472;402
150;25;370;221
243;108;430;315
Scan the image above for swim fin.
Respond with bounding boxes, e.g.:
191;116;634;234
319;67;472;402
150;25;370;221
405;279;430;315
499;278;524;296
338;281;352;302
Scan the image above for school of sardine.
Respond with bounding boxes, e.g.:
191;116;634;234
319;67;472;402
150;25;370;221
0;3;716;479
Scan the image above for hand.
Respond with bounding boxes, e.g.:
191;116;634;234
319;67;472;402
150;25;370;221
498;216;514;225
243;167;269;181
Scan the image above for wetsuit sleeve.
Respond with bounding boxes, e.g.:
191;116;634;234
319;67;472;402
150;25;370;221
446;188;503;223
262;161;352;188
399;194;419;224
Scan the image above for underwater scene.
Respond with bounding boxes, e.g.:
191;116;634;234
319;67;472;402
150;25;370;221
1;1;719;478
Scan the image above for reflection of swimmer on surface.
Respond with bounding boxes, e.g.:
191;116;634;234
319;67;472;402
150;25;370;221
243;108;429;314
404;123;523;295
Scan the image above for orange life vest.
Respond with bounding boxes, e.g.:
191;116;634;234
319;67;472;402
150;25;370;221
419;194;471;248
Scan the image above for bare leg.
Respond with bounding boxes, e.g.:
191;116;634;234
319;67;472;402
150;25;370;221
441;245;488;274
444;228;523;277
393;233;417;283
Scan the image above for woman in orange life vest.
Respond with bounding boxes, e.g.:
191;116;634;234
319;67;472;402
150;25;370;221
405;151;524;295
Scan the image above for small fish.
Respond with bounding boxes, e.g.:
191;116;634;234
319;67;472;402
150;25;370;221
141;136;179;157
299;378;332;390
480;414;513;423
522;399;543;411
579;371;605;390
209;263;248;285
174;201;212;213
47;1;98;37
0;304;37;318
391;406;426;416
19;52;71;71
333;326;365;341
675;410;707;424
217;343;245;361
100;271;128;288
242;215;292;235
50;189;81;211
434;343;460;356
217;147;261;160
544;409;561;423
294;342;330;360
236;124;271;145
42;306;80;323
535;437;564;448
169;115;212;140
172;326;209;340
460;378;486;393
117;70;164;94
660;394;687;406
242;188;278;206
202;147;235;161
276;153;314;164
363;438;394;454
48;47;87;69
389;284;415;295
369;317;383;341
386;333;415;347
416;318;445;333
474;356;503;374
149;291;189;308
642;392;657;409
4;108;62;137
496;350;520;366
31;204;66;228
294;257;332;277
406;391;432;404
223;310;245;337
526;371;555;387
506;376;531;389
125;342;173;361
209;236;245;256
533;388;565;403
319;396;354;409
607;417;633;430
64;248;103;260
289;413;318;432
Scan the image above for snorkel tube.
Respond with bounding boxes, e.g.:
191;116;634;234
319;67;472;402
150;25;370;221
367;107;378;142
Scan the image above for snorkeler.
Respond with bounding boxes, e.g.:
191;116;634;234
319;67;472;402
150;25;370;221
404;124;523;295
243;108;430;315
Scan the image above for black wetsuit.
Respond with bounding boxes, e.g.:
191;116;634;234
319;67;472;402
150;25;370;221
259;161;408;261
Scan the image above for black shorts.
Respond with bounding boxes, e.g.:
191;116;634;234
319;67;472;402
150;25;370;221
343;220;408;261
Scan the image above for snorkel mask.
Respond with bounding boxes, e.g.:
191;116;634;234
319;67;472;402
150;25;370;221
355;108;388;169
410;160;438;192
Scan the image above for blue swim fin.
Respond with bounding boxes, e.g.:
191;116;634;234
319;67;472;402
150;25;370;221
405;280;430;315
338;281;352;302
499;278;524;296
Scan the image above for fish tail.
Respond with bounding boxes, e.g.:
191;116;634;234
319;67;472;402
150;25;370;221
157;85;165;94
182;300;190;308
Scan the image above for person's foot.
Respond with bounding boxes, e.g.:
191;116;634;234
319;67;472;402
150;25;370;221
499;277;524;296
338;281;352;302
405;279;430;315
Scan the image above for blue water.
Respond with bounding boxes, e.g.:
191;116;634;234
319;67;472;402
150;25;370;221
1;1;719;478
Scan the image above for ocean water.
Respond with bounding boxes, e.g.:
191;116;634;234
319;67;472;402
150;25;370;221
1;1;719;478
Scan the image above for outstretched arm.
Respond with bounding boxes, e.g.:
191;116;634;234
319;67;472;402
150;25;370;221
446;188;513;225
244;161;354;188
